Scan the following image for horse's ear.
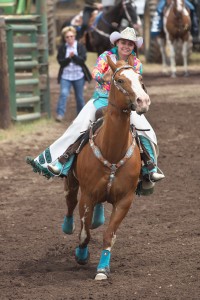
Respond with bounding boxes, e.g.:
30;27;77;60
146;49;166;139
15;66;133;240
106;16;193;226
107;55;117;72
128;55;134;67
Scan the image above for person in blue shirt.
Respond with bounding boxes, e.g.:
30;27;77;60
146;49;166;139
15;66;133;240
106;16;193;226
151;0;199;37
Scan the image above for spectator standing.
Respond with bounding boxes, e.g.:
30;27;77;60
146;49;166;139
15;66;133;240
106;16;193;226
55;26;92;122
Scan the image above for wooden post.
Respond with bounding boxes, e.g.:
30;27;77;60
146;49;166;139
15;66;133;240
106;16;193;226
0;18;11;129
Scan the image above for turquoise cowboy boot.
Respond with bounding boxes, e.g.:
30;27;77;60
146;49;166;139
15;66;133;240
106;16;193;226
139;135;165;182
47;154;75;176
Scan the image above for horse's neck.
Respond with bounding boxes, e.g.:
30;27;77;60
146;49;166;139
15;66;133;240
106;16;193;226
103;2;123;23
97;105;131;163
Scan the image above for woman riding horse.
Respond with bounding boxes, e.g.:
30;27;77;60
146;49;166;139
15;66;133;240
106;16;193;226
26;27;165;193
26;28;165;279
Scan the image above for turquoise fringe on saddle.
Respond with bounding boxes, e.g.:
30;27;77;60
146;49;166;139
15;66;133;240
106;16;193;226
26;156;53;179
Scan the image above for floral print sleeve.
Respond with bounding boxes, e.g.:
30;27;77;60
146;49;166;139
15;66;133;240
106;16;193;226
134;57;143;75
92;51;112;93
92;51;111;82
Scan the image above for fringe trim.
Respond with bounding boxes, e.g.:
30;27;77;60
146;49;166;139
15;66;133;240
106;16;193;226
26;156;53;180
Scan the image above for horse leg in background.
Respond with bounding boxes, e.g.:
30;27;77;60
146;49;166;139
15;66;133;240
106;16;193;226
75;195;94;265
182;40;189;77
62;173;79;235
95;195;133;281
168;39;176;78
157;36;169;75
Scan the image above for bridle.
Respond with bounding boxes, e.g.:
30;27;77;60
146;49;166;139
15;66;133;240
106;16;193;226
112;65;136;95
110;65;138;113
122;0;136;27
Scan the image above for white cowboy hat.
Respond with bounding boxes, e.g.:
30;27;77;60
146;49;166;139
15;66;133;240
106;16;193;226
110;27;143;48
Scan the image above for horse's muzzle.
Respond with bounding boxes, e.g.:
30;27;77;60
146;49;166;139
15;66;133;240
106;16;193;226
135;96;151;114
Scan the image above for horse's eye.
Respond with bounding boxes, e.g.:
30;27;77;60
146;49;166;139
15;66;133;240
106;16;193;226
117;79;124;84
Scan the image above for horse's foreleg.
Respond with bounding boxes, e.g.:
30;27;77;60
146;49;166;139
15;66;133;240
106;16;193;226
95;195;133;281
75;196;93;265
62;175;79;235
182;41;189;77
157;37;168;74
168;40;176;78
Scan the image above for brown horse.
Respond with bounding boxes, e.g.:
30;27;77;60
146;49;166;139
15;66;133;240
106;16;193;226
158;0;191;77
63;55;150;280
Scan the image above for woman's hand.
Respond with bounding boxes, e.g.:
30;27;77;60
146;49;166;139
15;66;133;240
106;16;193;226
69;51;75;57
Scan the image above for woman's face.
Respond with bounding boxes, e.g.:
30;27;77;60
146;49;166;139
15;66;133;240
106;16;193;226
116;39;135;59
64;31;76;46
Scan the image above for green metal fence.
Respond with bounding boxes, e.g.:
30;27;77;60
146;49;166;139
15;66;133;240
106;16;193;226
3;0;51;122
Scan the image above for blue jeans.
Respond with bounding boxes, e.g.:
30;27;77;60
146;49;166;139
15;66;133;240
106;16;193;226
56;77;85;117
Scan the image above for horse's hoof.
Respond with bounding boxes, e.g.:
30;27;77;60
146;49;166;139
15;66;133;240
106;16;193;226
95;273;108;280
62;216;75;235
95;267;110;281
75;246;89;265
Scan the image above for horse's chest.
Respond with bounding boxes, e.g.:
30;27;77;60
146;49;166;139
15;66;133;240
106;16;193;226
82;163;137;199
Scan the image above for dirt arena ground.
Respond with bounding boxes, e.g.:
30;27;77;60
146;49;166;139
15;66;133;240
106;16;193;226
0;55;200;300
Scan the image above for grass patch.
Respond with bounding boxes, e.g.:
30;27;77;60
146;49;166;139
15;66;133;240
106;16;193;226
0;117;54;142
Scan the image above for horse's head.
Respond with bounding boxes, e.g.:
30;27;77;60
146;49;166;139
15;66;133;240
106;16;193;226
121;0;138;28
105;0;138;29
107;55;150;115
